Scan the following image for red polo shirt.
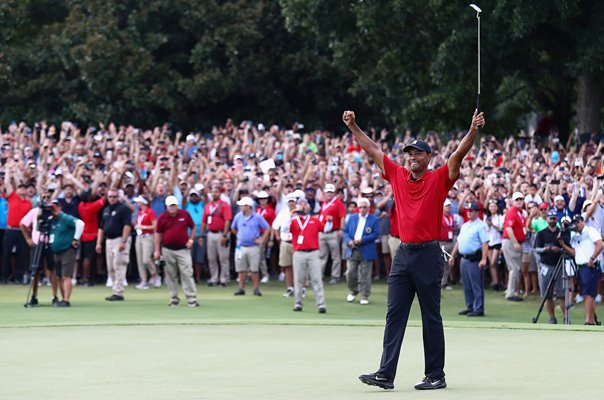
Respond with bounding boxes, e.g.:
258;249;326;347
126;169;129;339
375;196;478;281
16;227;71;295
390;202;399;238
289;215;326;251
256;206;276;228
157;209;194;247
319;197;347;230
78;197;106;242
7;192;32;228
502;206;527;243
202;200;232;232
440;213;455;241
383;155;456;243
136;207;156;235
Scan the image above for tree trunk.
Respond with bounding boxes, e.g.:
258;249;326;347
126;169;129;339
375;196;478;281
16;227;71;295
577;72;603;135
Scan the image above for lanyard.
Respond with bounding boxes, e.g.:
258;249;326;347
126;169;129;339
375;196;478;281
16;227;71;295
444;214;454;229
295;216;311;232
321;197;337;212
137;210;146;226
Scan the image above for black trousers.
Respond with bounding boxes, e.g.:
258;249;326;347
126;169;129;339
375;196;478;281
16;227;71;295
377;241;445;380
2;229;28;281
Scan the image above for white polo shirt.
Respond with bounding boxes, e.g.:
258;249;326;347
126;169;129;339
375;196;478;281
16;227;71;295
570;226;602;265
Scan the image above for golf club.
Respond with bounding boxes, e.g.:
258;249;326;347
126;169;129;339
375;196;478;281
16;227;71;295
469;4;482;111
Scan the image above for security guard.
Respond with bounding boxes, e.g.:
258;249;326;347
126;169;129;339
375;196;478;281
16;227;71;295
449;201;489;316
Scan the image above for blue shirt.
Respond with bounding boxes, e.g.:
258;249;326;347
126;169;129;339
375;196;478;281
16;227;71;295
185;200;205;236
457;218;489;255
231;212;269;247
0;197;7;228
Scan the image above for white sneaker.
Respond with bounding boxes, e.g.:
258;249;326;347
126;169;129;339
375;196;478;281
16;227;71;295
152;276;161;288
596;294;603;304
260;275;269;284
346;294;356;302
283;287;294;297
71;278;77;286
360;298;369;305
135;282;149;290
123;279;128;287
302;287;307;298
106;277;113;288
575;294;584;304
278;272;285;282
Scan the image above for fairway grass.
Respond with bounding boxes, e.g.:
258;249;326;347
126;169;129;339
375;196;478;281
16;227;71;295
1;281;602;400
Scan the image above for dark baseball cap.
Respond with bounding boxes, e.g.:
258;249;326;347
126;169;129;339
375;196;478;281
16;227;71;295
547;209;557;218
403;139;432;154
466;201;480;211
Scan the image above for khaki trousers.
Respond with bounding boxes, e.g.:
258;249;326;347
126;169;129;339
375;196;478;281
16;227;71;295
293;250;326;309
206;231;230;284
319;231;342;279
106;237;131;296
388;235;401;260
135;234;156;282
162;247;197;302
346;249;373;298
502;239;521;298
440;240;455;286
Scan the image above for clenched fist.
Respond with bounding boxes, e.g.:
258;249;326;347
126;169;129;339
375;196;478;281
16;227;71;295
342;111;356;128
470;109;485;131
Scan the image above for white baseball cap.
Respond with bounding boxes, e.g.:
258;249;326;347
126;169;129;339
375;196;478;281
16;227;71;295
582;200;593;211
292;189;306;200
256;190;269;199
361;187;374;195
189;189;200;197
444;199;452;207
194;183;204;192
286;193;298;202
165;196;178;206
324;184;336;193
237;196;254;207
512;192;524;201
554;195;565;203
133;196;148;205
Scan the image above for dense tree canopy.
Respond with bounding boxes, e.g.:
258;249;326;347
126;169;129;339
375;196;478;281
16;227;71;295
0;0;601;137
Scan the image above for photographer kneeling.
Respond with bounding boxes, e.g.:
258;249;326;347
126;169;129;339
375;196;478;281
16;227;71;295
49;200;84;307
558;215;603;325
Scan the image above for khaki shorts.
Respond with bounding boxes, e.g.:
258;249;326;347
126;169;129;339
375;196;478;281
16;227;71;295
235;246;261;273
380;235;390;254
278;241;293;267
54;247;77;277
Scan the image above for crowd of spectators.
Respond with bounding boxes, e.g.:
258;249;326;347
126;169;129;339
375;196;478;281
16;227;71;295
0;118;602;315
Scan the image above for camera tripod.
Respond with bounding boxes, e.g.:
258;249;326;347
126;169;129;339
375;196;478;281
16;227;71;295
532;249;577;324
23;233;51;308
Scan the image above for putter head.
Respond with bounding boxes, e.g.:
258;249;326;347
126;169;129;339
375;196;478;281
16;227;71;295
469;3;482;15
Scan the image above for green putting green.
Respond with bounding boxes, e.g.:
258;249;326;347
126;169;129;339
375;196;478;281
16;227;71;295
1;281;602;400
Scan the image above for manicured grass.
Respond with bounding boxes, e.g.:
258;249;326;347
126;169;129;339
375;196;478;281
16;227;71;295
0;280;602;400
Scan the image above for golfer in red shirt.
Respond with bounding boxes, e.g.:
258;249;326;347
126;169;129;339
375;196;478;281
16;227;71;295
343;109;485;391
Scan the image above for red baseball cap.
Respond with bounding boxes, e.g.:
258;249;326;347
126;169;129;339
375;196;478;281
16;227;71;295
538;203;549;210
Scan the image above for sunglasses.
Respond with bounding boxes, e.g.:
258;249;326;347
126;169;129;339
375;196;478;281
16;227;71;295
108;195;118;199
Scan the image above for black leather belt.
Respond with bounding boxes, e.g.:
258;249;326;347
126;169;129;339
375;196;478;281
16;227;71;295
297;249;318;252
399;240;439;249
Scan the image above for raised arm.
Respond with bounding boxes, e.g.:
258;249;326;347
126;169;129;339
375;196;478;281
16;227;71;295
342;111;384;173
447;110;485;180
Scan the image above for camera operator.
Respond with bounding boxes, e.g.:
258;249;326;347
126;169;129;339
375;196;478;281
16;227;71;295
558;215;603;325
20;194;61;306
49;200;84;307
534;209;565;324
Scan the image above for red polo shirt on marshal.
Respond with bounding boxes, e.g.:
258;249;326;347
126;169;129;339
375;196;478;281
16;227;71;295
157;209;194;247
502;206;527;243
289;215;326;251
202;200;232;232
319;197;346;230
383;155;457;243
7;192;32;228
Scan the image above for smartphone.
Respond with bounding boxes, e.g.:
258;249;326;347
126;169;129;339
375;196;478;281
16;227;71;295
550;179;560;185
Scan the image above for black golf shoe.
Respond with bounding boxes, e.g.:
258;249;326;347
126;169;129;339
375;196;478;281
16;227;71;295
414;376;447;390
358;373;394;390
